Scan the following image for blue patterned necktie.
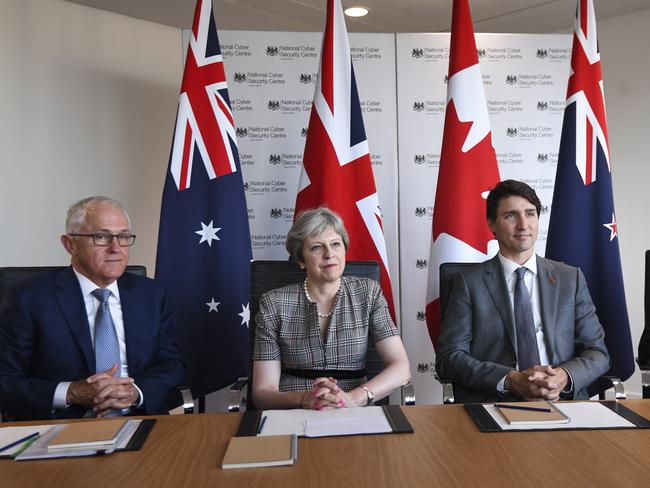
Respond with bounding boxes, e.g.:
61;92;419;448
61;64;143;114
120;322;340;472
514;267;541;371
91;288;122;416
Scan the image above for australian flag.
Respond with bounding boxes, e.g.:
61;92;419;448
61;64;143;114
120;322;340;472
156;0;252;398
546;0;634;382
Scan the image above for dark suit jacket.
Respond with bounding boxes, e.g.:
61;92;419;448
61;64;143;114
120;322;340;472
435;255;610;403
0;267;185;420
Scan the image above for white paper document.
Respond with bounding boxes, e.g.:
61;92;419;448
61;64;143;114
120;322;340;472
0;425;54;457
259;406;393;437
484;401;637;431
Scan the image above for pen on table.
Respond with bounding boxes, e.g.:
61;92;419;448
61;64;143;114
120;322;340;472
258;415;268;434
494;404;552;413
13;435;40;457
0;432;40;454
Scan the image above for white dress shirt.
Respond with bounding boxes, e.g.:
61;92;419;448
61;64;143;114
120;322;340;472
496;253;573;394
497;253;548;392
53;269;143;410
499;253;550;367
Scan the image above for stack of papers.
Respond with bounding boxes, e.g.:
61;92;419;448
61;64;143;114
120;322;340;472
13;419;143;460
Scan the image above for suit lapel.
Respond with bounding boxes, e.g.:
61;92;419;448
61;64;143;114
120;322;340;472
537;256;559;364
117;273;143;369
482;255;517;352
55;267;94;373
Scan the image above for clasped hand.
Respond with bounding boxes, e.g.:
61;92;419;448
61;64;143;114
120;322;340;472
507;365;569;401
301;377;358;410
67;364;139;416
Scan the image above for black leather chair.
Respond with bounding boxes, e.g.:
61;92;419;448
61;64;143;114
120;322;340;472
436;262;624;403
228;260;414;411
637;250;650;398
0;265;195;417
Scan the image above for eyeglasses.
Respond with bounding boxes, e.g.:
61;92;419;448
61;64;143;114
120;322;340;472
69;232;136;247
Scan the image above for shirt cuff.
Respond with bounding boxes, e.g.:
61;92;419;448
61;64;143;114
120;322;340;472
133;383;144;408
560;368;574;394
497;375;507;393
53;381;72;410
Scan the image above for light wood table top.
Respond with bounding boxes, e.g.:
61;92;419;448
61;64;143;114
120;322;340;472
2;401;650;488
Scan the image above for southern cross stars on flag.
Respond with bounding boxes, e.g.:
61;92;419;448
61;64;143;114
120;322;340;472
156;0;252;397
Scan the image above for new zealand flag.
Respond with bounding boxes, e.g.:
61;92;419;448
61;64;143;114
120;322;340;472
156;0;252;398
546;0;634;382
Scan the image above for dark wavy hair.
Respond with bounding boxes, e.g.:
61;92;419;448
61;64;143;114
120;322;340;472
486;180;541;221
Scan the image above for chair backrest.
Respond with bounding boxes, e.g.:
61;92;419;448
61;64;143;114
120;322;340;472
248;260;384;409
439;262;478;321
638;251;650;367
0;265;147;304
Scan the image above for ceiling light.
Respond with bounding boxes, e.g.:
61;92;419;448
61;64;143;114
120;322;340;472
344;6;369;18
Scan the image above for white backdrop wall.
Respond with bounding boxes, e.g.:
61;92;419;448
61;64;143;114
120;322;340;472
217;31;400;318
2;0;649;403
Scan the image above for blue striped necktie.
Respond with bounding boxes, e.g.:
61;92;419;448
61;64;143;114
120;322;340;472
514;267;541;371
91;288;122;416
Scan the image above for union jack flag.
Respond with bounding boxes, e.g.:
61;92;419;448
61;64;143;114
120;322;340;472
156;0;252;398
169;0;237;190
565;0;609;186
546;0;634;384
295;0;395;320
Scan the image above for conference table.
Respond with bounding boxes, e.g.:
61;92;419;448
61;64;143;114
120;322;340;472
3;401;650;487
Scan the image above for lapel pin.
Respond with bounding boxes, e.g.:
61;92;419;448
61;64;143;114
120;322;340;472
549;275;557;284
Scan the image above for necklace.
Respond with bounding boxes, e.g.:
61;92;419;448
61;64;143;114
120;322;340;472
303;278;341;318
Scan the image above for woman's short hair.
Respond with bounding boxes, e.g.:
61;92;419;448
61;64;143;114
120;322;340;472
286;207;349;263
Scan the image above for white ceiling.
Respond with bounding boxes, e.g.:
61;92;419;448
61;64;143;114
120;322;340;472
63;0;650;33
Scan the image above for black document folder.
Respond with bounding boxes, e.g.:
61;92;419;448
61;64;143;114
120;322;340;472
236;405;413;437
465;401;650;433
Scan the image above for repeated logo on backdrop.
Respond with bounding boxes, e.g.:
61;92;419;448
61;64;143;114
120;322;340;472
397;32;572;404
212;30;571;405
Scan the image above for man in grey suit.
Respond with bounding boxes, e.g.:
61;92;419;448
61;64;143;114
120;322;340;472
435;180;609;403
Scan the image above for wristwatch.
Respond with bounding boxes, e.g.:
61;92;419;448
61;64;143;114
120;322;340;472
361;386;374;406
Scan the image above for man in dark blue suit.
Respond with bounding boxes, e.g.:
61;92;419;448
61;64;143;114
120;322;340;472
0;197;185;420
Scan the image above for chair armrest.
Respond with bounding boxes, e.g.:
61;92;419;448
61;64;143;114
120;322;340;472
400;382;415;406
178;387;196;414
434;373;455;404
168;386;197;415
228;377;248;412
596;375;626;400
640;368;650;399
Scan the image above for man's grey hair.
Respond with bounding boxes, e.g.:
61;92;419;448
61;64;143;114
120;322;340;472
65;196;131;234
286;207;349;264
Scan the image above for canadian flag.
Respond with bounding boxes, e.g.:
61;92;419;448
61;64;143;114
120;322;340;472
425;0;501;349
